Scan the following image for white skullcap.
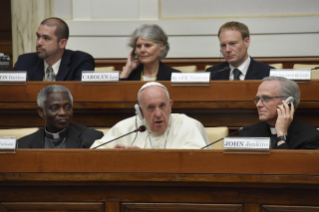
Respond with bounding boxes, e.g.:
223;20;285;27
138;82;168;94
137;82;170;104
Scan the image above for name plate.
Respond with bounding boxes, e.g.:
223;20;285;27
270;69;311;80
0;137;16;149
0;71;27;82
224;137;270;150
82;71;119;82
171;72;210;83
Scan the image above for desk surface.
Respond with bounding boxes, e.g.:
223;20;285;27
1;150;319;212
1;81;319;128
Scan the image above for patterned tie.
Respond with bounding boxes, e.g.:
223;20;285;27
45;66;56;81
233;68;242;80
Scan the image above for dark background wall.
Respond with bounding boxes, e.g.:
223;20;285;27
0;1;12;69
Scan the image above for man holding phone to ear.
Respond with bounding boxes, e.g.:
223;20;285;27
91;82;209;149
240;76;319;149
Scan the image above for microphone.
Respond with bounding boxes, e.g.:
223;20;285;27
92;125;146;149
211;67;231;79
201;124;250;149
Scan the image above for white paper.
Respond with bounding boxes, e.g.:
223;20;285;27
82;71;119;82
0;72;27;82
270;69;311;80
0;137;16;149
224;137;270;150
171;72;210;83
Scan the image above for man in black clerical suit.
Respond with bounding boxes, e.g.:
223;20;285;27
13;17;94;81
18;85;103;149
240;76;319;149
206;21;273;80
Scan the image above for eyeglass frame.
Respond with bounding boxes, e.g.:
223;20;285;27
253;96;287;105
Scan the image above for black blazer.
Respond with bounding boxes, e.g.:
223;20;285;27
13;49;95;81
122;62;181;81
17;123;104;149
239;119;319;149
206;58;274;80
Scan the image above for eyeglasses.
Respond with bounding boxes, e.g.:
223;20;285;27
253;96;287;104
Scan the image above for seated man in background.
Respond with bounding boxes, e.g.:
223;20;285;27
91;82;209;149
13;17;94;81
206;21;273;80
240;76;319;149
18;85;103;148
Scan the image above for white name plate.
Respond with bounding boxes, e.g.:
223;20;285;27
82;71;119;82
0;71;27;82
224;137;270;150
0;137;16;149
171;72;210;83
270;69;311;80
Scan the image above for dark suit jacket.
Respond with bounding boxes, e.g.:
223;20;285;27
17;123;103;149
121;62;181;81
205;58;274;80
239;119;319;149
13;49;95;81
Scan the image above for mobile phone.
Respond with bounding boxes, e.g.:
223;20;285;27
132;48;138;59
134;104;143;120
282;96;294;107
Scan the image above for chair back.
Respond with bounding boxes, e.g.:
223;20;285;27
0;128;39;139
172;65;197;73
205;127;229;149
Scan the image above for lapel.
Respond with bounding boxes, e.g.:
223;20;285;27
256;122;271;137
65;124;82;148
29;59;45;81
214;63;231;80
29;128;45;148
56;50;71;81
245;58;259;79
156;62;166;80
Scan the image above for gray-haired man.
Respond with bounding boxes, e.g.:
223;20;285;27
18;85;103;148
240;76;319;149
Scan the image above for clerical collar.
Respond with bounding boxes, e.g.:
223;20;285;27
44;126;69;139
270;127;277;135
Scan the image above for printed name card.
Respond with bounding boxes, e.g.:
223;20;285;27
270;69;311;80
224;137;270;150
82;71;119;82
171;72;211;83
0;72;27;82
0;137;16;150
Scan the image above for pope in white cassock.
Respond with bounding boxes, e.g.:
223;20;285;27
90;82;209;149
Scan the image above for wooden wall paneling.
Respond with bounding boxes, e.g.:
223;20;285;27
121;203;243;212
105;202;120;212
0;202;104;212
244;204;260;212
262;205;319;212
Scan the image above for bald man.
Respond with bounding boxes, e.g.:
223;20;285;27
13;17;94;81
91;82;209;149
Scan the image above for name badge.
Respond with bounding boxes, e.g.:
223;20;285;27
171;72;210;83
82;71;119;82
0;137;16;150
270;69;311;80
224;137;270;150
0;71;27;82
